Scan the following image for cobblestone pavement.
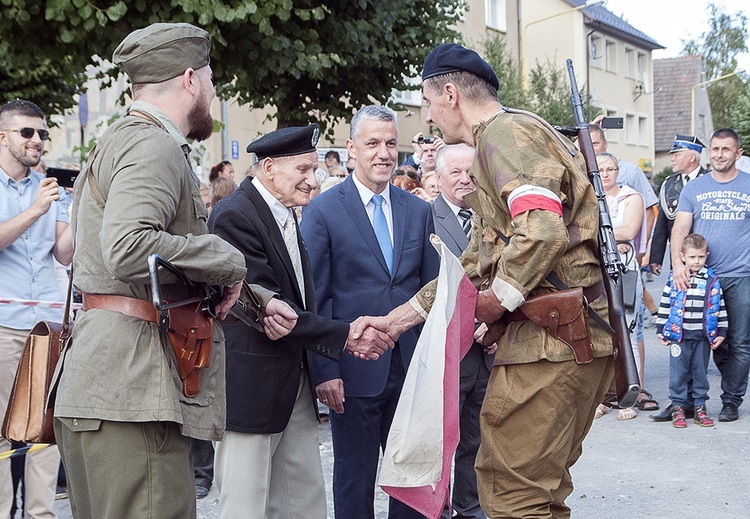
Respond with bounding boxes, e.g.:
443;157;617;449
42;270;750;517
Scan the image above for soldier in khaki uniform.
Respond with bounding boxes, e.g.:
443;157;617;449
52;23;296;519
367;44;615;518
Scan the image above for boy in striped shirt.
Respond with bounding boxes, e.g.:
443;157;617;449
656;233;728;428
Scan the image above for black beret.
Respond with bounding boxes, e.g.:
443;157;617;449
113;23;211;84
246;124;321;160
422;43;499;92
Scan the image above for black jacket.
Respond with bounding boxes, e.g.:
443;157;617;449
208;178;349;434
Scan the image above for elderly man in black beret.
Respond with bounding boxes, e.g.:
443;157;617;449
208;124;394;519
52;22;299;519
366;43;615;518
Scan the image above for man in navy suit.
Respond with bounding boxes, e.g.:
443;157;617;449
432;144;493;519
209;124;393;519
301;105;440;519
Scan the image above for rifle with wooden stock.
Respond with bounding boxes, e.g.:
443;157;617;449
566;59;640;408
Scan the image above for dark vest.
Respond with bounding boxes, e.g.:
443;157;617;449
659;167;708;220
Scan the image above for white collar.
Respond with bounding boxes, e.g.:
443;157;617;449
351;172;392;207
252;176;291;229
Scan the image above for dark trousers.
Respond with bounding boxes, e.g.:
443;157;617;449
330;348;425;519
713;276;750;407
191;439;214;489
669;338;711;407
441;352;490;519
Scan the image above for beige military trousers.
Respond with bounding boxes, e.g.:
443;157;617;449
476;356;614;519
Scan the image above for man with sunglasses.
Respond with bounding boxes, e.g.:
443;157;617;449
0;99;72;518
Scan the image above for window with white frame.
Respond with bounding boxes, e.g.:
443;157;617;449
605;40;617;73
392;73;423;107
638;116;648;145
637;52;647;81
626;114;636;144
590;35;602;68
485;0;506;32
624;47;635;78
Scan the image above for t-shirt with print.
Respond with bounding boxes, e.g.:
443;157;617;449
676;170;750;277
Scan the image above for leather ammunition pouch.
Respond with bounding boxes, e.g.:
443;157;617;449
164;302;214;398
82;293;213;398
503;285;600;364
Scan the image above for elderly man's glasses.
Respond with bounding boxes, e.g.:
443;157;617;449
2;127;50;141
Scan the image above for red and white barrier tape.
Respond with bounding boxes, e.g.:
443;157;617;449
0;298;83;310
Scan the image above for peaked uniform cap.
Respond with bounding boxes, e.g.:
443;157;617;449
113;22;211;84
669;134;704;153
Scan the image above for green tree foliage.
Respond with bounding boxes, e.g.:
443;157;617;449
681;2;749;130
654;166;673;190
480;34;599;126
730;89;750;157
0;0;464;132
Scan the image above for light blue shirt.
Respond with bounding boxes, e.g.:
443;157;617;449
617;160;658;209
0;167;70;329
351;173;394;246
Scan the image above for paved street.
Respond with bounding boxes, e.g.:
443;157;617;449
40;269;749;518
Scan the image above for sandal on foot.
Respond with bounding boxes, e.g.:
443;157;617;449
594;404;609;419
672;406;688;428
617;407;637;420
635;389;660;411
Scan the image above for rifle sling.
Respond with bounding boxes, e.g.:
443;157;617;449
492;228;615;335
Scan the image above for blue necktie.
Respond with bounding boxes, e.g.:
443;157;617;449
371;194;393;273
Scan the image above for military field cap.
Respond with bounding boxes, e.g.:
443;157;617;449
669;134;704;153
247;124;321;161
422;43;499;92
113;22;211;84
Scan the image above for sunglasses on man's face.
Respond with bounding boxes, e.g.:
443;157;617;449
1;127;50;141
394;170;418;180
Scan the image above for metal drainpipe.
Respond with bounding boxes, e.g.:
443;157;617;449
517;0;523;65
221;99;229;160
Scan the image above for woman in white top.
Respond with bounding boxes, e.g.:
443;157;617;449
596;153;651;420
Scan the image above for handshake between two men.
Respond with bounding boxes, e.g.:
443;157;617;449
217;285;400;361
219;281;505;361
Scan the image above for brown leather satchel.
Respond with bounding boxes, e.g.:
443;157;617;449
2;273;73;444
165;302;214;398
506;288;594;364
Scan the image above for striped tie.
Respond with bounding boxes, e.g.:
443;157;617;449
458;209;472;238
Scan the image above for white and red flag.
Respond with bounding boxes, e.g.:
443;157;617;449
379;235;478;519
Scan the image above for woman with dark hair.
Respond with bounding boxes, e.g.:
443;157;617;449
208;160;235;182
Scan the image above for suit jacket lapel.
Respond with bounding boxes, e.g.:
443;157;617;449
339;178;391;277
433;194;469;256
243;181;305;305
390;185;406;277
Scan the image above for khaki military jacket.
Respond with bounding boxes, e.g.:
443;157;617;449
414;108;613;365
54;101;247;441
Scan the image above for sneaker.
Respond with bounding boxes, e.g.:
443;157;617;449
672;406;687;428
694;405;714;427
